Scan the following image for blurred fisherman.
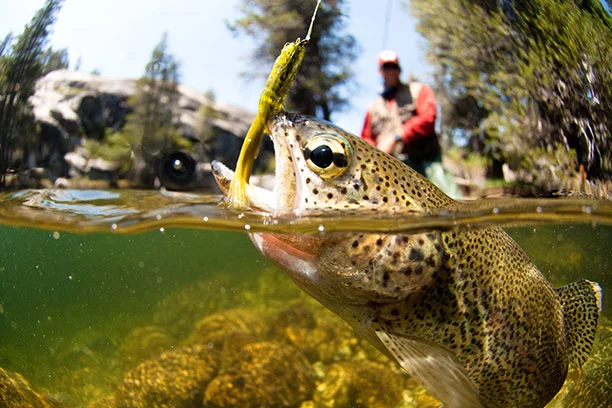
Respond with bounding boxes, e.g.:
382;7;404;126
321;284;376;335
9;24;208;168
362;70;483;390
361;50;461;198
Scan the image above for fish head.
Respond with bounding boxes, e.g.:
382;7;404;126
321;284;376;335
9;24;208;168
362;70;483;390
214;112;452;216
212;113;453;306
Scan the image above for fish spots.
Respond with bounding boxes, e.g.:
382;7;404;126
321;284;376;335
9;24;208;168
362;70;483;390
409;248;424;262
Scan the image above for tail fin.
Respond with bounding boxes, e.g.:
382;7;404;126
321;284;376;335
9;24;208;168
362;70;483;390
556;280;602;366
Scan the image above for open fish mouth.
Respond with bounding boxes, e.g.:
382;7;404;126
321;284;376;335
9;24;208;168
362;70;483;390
212;112;300;215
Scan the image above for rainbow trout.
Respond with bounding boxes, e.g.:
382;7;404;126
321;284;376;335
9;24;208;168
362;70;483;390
212;113;602;408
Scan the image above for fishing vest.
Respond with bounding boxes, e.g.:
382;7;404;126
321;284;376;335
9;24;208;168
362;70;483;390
368;82;440;161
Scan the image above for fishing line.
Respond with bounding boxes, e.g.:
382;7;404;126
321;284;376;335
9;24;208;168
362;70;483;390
382;0;393;49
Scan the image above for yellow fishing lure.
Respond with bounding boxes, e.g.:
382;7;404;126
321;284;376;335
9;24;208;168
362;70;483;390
228;0;321;209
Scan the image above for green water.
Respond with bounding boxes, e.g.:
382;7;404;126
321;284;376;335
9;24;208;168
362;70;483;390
0;189;611;407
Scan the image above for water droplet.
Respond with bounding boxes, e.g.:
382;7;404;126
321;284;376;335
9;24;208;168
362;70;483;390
111;223;118;230
582;206;593;214
159;227;165;234
318;224;325;232
492;208;500;214
536;206;543;213
52;231;60;239
138;261;145;268
244;224;251;230
156;214;162;220
238;213;245;219
203;216;209;222
207;342;214;349
68;275;73;280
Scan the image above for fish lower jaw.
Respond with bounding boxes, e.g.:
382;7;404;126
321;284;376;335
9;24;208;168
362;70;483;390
211;160;278;212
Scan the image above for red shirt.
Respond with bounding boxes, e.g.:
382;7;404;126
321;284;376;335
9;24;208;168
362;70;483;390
361;82;437;147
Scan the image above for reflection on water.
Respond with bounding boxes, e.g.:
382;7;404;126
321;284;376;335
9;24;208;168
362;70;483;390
0;189;610;407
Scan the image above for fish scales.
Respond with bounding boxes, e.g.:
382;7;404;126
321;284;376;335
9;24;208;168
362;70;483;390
212;113;601;408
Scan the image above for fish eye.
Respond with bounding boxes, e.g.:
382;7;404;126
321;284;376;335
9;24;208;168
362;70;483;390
303;133;351;178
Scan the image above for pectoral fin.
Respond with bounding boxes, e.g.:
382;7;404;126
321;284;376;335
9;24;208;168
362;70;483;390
375;327;483;408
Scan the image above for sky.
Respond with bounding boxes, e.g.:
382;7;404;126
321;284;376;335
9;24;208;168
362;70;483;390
0;0;432;135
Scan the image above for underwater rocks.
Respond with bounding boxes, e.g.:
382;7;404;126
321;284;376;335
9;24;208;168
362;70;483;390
1;268;441;408
152;277;256;339
115;344;219;408
119;325;176;370
0;367;57;408
204;341;315;408
312;360;410;408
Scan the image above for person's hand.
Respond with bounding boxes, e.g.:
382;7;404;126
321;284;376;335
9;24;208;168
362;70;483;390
377;133;399;154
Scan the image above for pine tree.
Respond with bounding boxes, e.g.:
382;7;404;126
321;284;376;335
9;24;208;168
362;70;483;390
0;0;64;189
118;33;182;185
228;0;358;120
41;47;69;75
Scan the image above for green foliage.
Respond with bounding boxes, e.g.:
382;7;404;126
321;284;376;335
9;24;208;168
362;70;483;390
195;90;222;145
0;0;64;188
41;47;69;75
83;130;132;173
228;0;358;120
409;0;612;186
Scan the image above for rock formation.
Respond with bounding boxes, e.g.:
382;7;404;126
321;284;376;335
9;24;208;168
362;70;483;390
22;69;268;191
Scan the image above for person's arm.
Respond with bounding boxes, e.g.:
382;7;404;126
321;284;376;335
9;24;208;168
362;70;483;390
399;84;436;144
360;111;377;146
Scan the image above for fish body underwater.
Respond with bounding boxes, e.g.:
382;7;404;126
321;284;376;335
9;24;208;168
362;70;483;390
212;113;602;408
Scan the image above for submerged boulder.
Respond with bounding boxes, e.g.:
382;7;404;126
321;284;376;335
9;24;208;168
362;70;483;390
115;344;219;408
204;341;315;408
0;367;57;408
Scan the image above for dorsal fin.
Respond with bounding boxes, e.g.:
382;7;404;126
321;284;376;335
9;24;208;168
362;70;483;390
375;326;483;408
556;279;602;366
